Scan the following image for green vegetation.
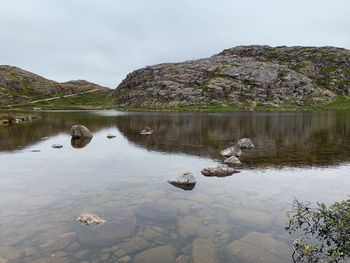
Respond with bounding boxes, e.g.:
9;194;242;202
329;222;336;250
117;103;241;112
2;92;115;110
286;198;350;262
116;96;350;112
306;96;350;111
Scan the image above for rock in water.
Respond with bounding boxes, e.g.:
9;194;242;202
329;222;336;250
223;156;241;165
167;172;196;190
140;127;154;135
237;138;254;149
220;146;242;157
77;213;105;225
107;134;116;139
51;144;63;149
136;203;176;222
201;166;240;177
71;125;93;138
133;245;176;263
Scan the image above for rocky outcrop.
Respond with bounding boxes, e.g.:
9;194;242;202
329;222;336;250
114;45;350;109
0;65;109;106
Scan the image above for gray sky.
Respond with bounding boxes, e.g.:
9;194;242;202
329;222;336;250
0;0;349;88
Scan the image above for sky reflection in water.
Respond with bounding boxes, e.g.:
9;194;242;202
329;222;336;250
0;110;349;262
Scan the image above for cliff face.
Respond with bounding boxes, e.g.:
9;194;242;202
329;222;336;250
0;65;109;106
114;45;350;109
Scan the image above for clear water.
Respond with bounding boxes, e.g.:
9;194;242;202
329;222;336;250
0;110;350;263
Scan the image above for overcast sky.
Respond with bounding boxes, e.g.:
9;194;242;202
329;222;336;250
0;0;349;88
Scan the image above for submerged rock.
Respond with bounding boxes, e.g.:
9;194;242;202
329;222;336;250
224;232;291;263
77;213;106;226
133;245;176;263
167;172;196;190
136;203;176;222
71;137;92;148
223;156;241;165
140;127;154;135
70;125;93;138
107;134;116;139
176;255;190;263
192;239;219;263
51;144;63;149
201;166;240;177
236;138;255;149
220;146;242;157
77;209;136;246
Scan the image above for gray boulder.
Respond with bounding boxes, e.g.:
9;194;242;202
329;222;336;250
237;138;254;149
71;125;93;138
224;156;241;165
220;146;242;157
167;172;196;190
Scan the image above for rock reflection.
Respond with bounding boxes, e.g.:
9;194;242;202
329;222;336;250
1;111;350;168
167;181;196;191
114;111;350;168
71;137;92;148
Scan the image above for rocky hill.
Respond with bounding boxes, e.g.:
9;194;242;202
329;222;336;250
0;65;110;106
114;45;350;109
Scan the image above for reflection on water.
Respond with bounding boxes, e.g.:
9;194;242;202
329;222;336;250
0;110;350;262
71;137;92;149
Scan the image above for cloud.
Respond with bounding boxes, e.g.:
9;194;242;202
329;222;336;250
0;0;349;87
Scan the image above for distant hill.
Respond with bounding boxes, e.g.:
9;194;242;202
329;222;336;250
0;65;110;106
114;45;350;110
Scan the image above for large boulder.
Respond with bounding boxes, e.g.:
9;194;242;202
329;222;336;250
71;125;93;138
220;146;242;157
223;156;241;165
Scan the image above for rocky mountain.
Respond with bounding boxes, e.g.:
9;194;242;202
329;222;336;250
0;65;110;106
114;45;350;109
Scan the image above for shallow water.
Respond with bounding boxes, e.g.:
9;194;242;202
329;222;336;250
0;110;350;262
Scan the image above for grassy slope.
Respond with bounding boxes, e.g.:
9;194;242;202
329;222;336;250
116;96;350;112
2;92;115;110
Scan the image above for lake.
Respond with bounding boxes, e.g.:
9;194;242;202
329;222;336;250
1;110;350;262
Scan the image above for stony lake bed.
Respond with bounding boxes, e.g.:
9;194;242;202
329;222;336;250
1;110;350;262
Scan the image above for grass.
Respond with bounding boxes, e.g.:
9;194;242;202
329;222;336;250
3;92;350;112
116;96;350;112
2;92;115;110
117;103;241;112
305;96;350;111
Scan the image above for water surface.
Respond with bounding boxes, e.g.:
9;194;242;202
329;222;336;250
0;110;350;262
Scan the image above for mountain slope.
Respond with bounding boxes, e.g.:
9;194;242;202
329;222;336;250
0;65;110;106
114;45;350;110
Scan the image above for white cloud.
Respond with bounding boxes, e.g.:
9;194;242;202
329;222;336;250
0;0;349;87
